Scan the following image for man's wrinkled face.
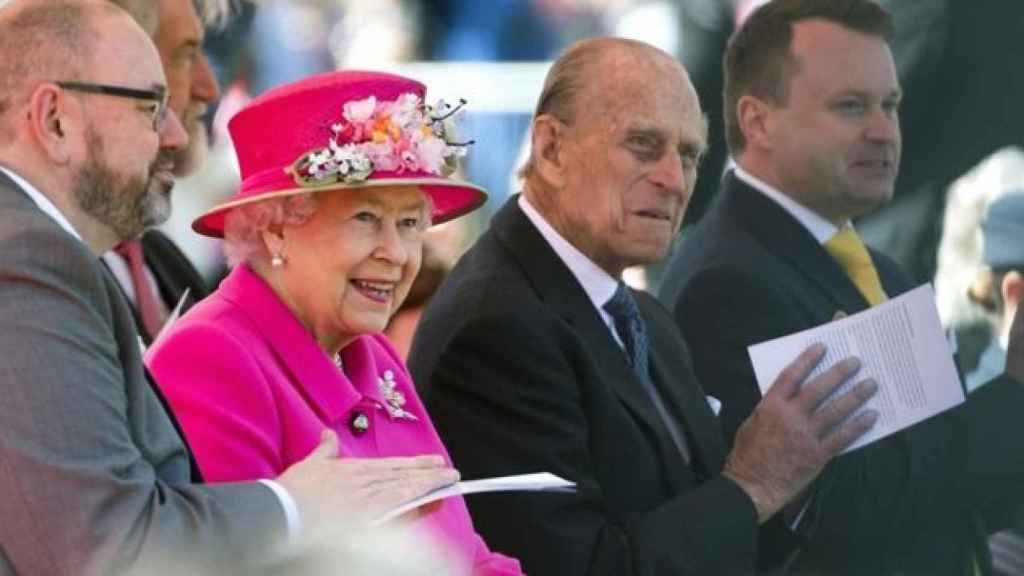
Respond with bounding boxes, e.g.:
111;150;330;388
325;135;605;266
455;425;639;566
551;51;706;276
153;0;220;176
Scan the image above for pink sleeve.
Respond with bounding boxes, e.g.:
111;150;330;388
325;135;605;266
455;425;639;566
147;321;284;481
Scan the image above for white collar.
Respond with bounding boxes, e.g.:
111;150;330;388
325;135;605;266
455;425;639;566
733;165;843;245
518;194;620;314
0;165;83;242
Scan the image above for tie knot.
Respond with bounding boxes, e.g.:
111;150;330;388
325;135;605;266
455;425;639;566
603;282;640;322
824;227;872;270
114;239;145;262
824;227;889;307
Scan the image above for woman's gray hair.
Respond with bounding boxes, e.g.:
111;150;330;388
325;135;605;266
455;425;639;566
223;193;319;268
222;187;437;268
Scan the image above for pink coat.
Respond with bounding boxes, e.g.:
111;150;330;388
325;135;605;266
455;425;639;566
147;265;521;575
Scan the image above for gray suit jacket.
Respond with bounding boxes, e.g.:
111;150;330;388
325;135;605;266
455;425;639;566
0;172;286;575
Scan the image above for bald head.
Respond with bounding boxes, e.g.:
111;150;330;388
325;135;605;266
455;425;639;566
521;37;702;181
106;0;158;35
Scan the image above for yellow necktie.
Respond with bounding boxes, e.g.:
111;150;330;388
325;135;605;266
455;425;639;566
824;227;888;307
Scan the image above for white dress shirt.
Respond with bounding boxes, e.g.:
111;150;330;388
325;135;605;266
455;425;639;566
519;194;626;347
0;164;301;542
733;165;845;244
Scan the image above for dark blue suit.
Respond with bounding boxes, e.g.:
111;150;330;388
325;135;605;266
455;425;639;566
661;172;1024;575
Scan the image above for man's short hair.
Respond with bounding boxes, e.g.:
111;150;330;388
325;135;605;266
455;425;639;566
0;0;115;141
723;0;894;154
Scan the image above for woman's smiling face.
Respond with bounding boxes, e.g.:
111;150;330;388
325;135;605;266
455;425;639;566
274;185;428;352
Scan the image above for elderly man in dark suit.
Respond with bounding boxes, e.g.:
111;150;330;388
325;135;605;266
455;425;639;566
101;0;223;344
661;1;1024;574
409;36;880;575
0;2;458;574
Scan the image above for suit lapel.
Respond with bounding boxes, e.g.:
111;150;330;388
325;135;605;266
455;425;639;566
647;344;720;475
99;253;205;482
722;174;871;314
491;198;694;488
100;259;154;345
0;170;203;480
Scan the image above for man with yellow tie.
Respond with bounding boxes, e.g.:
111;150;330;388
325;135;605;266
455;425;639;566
661;0;1024;574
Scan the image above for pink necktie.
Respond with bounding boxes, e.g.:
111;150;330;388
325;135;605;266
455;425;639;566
114;240;168;339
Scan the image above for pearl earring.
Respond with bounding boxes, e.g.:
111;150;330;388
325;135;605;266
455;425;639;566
271;255;284;268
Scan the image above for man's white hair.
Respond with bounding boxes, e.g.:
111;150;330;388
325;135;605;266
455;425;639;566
194;0;237;30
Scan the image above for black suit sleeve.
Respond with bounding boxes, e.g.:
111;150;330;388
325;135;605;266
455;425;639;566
416;308;758;576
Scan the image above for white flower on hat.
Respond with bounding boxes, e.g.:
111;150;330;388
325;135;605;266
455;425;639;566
364;141;400;172
416;136;448;175
343;96;377;123
390;93;422;128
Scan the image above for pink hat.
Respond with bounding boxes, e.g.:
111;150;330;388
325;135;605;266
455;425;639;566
192;70;486;238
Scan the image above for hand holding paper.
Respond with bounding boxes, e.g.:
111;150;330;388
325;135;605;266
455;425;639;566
723;344;877;523
747;284;964;453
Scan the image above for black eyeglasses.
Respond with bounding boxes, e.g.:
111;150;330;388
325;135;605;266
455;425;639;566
55;81;169;132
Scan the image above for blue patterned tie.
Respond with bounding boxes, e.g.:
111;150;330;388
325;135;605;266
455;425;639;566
604;282;690;463
603;282;650;381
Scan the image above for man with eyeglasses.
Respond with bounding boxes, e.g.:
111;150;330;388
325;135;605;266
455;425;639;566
100;0;225;345
0;1;459;574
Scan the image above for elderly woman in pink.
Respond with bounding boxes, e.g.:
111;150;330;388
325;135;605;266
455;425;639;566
147;71;521;575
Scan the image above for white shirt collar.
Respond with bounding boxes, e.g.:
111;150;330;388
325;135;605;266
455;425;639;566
0;165;83;242
733;165;843;245
518;194;621;324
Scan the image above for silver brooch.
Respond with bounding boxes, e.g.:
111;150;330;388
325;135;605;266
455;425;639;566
377;370;418;421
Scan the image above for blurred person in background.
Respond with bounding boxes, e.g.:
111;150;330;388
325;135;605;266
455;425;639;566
386;219;470;361
967;193;1024;391
933;148;1024;376
964;191;1024;576
104;0;224;344
148;70;523;575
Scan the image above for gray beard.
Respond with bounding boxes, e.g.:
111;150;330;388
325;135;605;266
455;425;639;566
73;129;173;241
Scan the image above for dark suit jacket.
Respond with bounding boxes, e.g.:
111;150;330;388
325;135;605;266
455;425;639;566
105;229;210;346
409;197;760;575
0;171;285;575
661;172;1024;575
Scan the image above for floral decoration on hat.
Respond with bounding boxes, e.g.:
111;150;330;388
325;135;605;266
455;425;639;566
287;93;472;188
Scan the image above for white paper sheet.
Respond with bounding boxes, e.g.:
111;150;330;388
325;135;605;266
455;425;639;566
747;284;964;452
374;472;576;525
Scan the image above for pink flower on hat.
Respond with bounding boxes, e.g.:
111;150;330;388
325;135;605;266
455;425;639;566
289;92;471;188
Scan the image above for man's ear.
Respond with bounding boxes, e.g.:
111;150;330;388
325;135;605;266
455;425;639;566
27;84;75;165
736;94;774;152
531;114;568;189
1002;270;1024;307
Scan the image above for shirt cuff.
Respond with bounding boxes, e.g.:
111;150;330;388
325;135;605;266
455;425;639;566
258;479;302;545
